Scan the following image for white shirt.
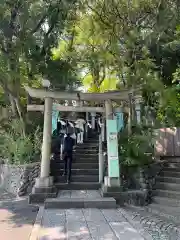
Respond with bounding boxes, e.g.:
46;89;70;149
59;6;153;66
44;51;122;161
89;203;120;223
98;118;104;127
59;120;66;126
68;121;75;128
75;118;85;131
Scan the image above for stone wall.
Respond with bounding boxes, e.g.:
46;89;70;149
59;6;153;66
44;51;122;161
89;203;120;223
0;162;40;196
121;160;165;205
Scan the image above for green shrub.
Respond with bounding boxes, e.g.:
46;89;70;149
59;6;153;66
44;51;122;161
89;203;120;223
119;124;155;167
0;119;42;165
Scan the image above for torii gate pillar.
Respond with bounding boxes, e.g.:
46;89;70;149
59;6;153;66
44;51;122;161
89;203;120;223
33;97;54;193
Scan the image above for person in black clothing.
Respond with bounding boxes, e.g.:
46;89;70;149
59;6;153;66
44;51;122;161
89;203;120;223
63;133;75;183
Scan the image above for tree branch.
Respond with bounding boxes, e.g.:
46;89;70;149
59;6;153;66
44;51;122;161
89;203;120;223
99;67;106;86
31;13;48;34
0;79;16;99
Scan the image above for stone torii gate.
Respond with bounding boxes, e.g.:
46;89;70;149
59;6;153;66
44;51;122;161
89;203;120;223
24;86;140;197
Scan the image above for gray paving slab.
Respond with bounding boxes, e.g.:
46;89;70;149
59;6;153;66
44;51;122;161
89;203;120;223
58;190;71;198
39;224;66;240
36;207;147;240
86;220;118;240
109;221;144;240
42;209;66;227
70;190;87;198
57;190;102;199
66;221;91;240
101;209;127;222
86;190;101;198
83;208;106;222
66;209;85;222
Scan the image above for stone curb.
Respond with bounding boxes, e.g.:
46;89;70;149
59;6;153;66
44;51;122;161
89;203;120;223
29;206;44;240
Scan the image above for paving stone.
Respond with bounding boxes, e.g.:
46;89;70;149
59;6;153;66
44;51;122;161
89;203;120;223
42;209;66;227
86;190;101;198
101;209;127;222
40;210;66;239
66;221;91;240
66;209;85;222
58;190;71;198
87;221;118;240
83;208;106;222
109;222;144;240
70;190;87;198
39;225;66;240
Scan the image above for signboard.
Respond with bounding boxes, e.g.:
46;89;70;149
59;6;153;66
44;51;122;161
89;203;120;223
106;119;120;178
114;112;124;132
52;104;59;133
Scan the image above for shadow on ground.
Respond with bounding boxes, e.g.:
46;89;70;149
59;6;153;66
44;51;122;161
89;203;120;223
0;189;38;228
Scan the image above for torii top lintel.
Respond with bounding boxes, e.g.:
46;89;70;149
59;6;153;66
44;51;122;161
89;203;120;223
24;86;141;101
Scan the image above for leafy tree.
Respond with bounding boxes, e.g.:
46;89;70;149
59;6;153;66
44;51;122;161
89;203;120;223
52;7;118;93
0;0;78;126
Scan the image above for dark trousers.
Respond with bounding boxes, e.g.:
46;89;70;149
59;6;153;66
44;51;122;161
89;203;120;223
63;153;73;181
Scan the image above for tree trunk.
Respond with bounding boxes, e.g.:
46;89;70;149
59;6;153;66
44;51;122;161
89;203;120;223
9;93;17;116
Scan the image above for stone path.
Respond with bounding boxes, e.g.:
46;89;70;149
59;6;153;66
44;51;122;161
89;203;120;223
33;190;151;240
119;206;180;240
0;189;38;240
1;188;178;240
38;208;148;240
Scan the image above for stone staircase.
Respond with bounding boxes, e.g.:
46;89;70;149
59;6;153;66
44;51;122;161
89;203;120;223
50;132;101;190
119;158;180;239
146;158;180;225
29;131;116;208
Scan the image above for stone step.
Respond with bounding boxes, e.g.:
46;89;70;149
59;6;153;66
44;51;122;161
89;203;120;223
84;139;99;143
164;162;180;168
163;167;180;172
54;175;99;183
75;144;99;149
155;182;180;191
147;203;180;224
55;182;100;190
160;170;180;178
161;157;180;163
73;158;98;163
44;197;116;209
51;168;99;176
53;162;99;170
156;176;180;184
74;149;99;154
153;196;180;207
29;192;57;204
74;154;98;160
51;157;98;164
153;189;180;199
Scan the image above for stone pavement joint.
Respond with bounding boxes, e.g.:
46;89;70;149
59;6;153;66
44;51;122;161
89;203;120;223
37;208;146;240
29;190;180;240
30;190;148;240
